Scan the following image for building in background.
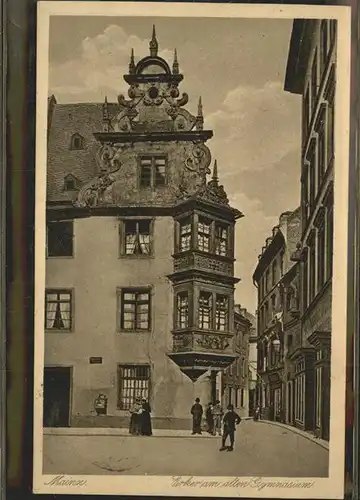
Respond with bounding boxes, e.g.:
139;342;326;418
284;19;336;441
44;28;244;429
222;305;255;417
253;208;301;422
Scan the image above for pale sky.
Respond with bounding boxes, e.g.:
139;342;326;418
48;16;302;314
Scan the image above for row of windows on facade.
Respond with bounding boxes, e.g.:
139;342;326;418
47;216;232;258
303;19;336;144
45;289;231;332
62;156;173;192
258;250;285;302
108;364;248;411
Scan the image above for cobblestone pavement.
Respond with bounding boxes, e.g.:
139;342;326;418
43;420;329;477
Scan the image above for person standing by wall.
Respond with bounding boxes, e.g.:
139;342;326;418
190;398;203;435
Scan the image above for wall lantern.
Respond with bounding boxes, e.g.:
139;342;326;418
272;338;281;352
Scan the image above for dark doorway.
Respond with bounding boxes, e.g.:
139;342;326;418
43;367;71;427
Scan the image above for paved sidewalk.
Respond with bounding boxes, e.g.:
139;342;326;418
44;427;222;438
43;420;329;477
256;420;329;450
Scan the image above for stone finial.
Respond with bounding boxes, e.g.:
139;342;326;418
212;159;219;184
172;48;179;74
149;25;158;57
196;96;204;131
129;48;135;74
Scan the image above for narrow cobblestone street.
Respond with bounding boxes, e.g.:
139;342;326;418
43;421;329;477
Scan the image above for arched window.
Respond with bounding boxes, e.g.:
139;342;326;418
70;133;85;150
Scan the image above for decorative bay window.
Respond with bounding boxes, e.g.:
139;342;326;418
176;214;231;257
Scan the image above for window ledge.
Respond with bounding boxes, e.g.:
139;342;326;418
45;329;73;334
46;255;74;259
118;329;152;334
118;254;154;260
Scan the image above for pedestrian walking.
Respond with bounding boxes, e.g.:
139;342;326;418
140;398;152;436
212;399;223;436
190;398;203;435
205;402;214;434
129;396;142;435
219;404;241;452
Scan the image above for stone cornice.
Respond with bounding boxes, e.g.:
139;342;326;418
93;130;213;144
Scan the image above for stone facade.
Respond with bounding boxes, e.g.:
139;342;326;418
253;208;301;423
283;19;336;441
221;306;255;418
44;28;243;429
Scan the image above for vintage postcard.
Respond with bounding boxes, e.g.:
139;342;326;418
33;1;351;497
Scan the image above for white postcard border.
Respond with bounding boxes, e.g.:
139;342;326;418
33;2;351;498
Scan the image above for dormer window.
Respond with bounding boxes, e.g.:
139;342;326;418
70;133;85;150
64;174;79;192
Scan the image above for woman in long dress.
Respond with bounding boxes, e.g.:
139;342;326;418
141;398;152;436
129;397;142;435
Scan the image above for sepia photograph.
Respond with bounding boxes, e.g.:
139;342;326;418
33;2;351;497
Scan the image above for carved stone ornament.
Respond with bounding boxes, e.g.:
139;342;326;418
184;143;211;177
196;179;229;206
196;334;230;351
75;145;122;208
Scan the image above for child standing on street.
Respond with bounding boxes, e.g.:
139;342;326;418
219;404;241;452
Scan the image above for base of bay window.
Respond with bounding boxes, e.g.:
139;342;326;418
168;351;236;381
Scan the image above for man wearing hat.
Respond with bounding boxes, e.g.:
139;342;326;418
190;398;203;435
219;404;241;451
